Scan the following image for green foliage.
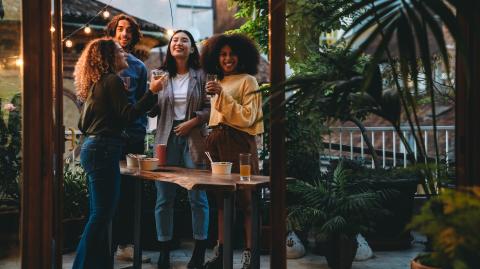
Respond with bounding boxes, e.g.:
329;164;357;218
272;46;371;123
228;0;356;69
227;0;269;53
261;85;327;182
287;161;391;239
329;0;461;194
408;188;480;269
333;158;420;182
0;94;21;203
415;253;443;268
63;163;88;219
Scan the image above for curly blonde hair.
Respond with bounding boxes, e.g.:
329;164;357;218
74;38;118;101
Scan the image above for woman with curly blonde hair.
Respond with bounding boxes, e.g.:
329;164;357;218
72;37;159;269
74;38;120;102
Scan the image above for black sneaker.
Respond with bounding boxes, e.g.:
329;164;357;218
203;244;223;269
241;249;251;269
187;239;207;268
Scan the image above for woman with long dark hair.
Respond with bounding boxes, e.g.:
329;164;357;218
149;30;210;269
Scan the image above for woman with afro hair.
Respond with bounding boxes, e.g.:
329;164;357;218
201;33;263;269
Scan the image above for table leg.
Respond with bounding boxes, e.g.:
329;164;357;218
132;178;143;268
251;189;261;269
223;192;234;269
108;221;113;269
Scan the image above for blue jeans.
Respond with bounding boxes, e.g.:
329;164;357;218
154;125;209;241
73;136;123;269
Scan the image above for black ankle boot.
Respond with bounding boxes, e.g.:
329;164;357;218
187;239;208;268
203;244;223;269
157;241;171;269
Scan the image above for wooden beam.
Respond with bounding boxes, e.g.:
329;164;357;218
268;0;286;268
456;2;480;186
21;0;54;267
53;0;65;268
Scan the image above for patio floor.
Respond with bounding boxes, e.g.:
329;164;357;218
59;238;423;269
0;234;424;268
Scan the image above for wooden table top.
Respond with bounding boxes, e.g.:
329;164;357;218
120;161;270;192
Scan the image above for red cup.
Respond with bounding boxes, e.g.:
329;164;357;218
155;144;167;166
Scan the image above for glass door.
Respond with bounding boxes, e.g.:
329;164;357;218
0;0;22;267
1;0;62;268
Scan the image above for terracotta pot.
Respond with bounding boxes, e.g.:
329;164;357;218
411;259;441;269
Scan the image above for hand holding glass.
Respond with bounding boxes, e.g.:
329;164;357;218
239;153;251;181
151;69;169;91
120;76;131;90
205;74;218;97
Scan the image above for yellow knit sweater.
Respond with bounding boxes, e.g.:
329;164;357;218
208;74;264;135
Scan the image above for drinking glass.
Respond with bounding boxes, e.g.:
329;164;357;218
151;69;169;89
120;76;131;90
205;74;218;97
239;153;251;181
151;69;168;79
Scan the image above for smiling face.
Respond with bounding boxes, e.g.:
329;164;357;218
114;19;132;49
218;45;238;75
169;32;193;60
114;43;128;71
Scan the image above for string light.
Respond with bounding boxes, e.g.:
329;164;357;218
15;58;23;67
61;0;113;43
65;39;73;48
50;26;56;32
59;0;171;47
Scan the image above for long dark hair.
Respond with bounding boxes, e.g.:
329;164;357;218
162;30;200;78
105;14;142;52
201;34;260;80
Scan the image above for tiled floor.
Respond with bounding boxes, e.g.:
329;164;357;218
0;239;423;269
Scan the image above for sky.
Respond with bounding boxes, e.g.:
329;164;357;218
98;0;175;29
97;0;213;40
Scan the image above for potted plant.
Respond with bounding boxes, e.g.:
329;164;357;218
333;159;420;250
407;187;480;269
287;161;391;269
62;162;88;252
410;253;441;269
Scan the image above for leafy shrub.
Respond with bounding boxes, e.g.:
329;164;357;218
0;94;21;204
408;188;480;269
287;161;392;239
63;163;88;219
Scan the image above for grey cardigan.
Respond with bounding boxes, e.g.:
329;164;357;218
148;68;210;165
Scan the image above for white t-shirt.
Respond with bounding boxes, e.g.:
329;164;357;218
171;72;190;120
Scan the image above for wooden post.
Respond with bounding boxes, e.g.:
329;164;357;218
456;2;480;186
53;0;65;268
268;0;286;268
21;0;55;267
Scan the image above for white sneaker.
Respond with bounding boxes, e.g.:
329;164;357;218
116;245;151;263
241;249;252;269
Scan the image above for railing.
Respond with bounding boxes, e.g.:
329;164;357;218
324;125;455;168
65;125;455;169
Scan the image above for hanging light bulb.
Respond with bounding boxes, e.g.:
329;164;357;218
50;26;56;32
102;10;110;19
84;25;92;34
65;39;73;48
167;29;174;36
15;58;23;67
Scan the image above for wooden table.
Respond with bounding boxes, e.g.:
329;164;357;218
118;161;270;269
